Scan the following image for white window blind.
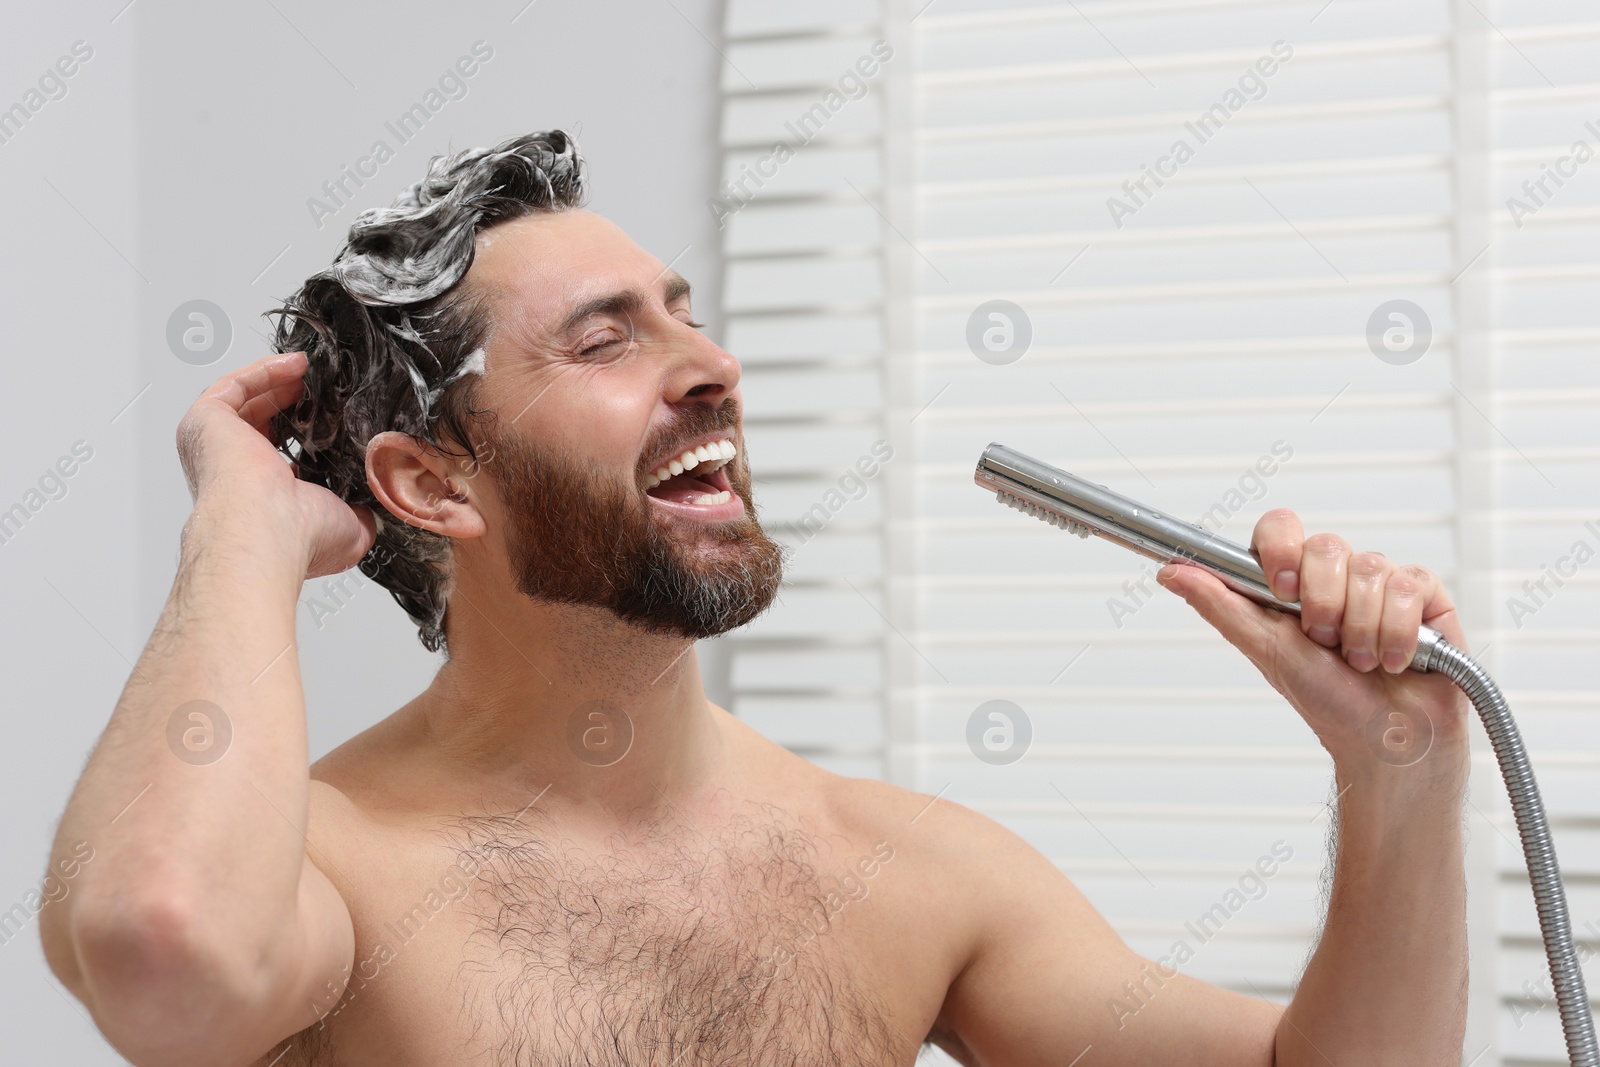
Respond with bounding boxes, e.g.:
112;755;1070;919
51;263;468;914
716;1;1599;1063
717;0;895;780
1485;4;1600;1063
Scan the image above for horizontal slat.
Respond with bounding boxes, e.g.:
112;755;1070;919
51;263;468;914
722;34;889;93
725;253;884;311
912;270;1450;309
725;0;879;41
923;94;1452;144
917;34;1449;88
724;199;882;254
919;152;1451;198
917;213;1451;253
917;5;1448;76
919;114;1453;184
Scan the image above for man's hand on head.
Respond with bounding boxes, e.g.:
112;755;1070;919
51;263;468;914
176;349;377;579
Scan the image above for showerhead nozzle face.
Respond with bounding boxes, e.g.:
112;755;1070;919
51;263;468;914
993;488;1092;537
973;440;1305;617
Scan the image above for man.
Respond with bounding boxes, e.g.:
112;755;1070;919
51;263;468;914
41;131;1470;1065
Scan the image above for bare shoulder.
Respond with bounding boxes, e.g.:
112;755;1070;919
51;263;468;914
306;708;410;799
299;714;426;872
822;772;1060;886
717;711;930;835
714;703;1054;883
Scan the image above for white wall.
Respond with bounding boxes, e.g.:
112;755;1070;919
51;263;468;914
0;1;725;1060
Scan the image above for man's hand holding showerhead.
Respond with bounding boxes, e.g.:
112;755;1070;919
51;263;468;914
175;349;377;580
1155;507;1473;781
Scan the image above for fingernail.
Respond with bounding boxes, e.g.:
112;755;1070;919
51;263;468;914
1309;625;1338;646
1275;570;1298;599
1157;564;1178;584
1382;649;1409;673
1346;648;1376;672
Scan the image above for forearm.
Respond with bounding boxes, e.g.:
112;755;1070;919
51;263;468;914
45;495;316;1009
1279;750;1470;1065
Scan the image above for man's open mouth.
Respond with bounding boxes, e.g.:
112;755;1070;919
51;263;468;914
643;437;738;507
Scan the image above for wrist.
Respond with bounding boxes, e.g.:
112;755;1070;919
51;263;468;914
182;491;314;579
1325;698;1472;788
1331;738;1470;823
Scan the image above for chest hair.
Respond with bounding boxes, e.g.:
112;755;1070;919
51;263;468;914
446;801;908;1066
269;801;913;1066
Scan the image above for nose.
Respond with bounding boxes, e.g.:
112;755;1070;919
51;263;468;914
664;323;741;405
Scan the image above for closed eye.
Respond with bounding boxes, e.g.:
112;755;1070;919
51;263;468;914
578;330;631;358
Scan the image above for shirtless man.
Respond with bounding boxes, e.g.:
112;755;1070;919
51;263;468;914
40;131;1470;1066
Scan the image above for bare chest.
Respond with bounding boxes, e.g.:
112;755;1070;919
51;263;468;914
270;807;925;1067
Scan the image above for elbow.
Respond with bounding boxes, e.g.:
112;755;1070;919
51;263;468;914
64;887;284;1067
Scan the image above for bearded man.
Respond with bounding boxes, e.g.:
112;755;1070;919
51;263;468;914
41;131;1471;1066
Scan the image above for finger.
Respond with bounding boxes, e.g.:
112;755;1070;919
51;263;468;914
1298;532;1350;648
199;350;308;413
1157;561;1288;668
1251;508;1306;601
306;503;382;581
1379;564;1441;673
352;503;379;549
1419;580;1468;653
236;375;306;437
1340;551;1392;672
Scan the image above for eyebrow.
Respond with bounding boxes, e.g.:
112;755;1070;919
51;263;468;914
554;270;694;335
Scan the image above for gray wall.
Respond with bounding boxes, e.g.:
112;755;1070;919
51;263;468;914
0;1;725;1059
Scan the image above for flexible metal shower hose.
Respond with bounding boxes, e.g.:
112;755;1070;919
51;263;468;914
974;445;1597;1059
1426;640;1598;1066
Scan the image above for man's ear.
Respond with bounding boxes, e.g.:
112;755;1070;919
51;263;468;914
365;431;488;539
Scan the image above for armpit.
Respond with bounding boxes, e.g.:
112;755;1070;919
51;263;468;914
925;1016;981;1067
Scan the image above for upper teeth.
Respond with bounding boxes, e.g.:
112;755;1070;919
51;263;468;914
643;438;737;490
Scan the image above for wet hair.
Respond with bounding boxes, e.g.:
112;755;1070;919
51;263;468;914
266;130;586;654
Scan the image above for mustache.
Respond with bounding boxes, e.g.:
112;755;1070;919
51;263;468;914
636;396;741;477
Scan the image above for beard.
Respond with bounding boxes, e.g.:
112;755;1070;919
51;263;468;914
479;402;786;639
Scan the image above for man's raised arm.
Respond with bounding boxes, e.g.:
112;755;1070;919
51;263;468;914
923;508;1471;1066
1217;512;1472;1064
40;351;375;1067
1153;510;1471;1063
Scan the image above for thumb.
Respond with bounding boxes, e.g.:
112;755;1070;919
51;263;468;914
1157;561;1286;665
305;502;383;580
351;503;380;553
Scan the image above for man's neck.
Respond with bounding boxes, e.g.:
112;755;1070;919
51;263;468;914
415;592;726;826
